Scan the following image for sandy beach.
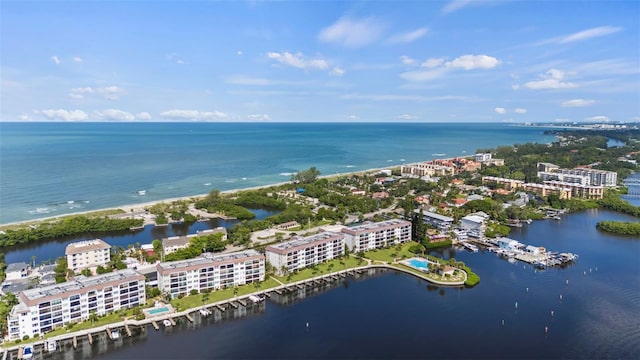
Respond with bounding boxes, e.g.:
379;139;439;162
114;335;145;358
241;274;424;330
0;163;418;228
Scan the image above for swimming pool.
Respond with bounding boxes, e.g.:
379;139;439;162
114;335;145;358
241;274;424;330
148;306;170;315
407;258;429;271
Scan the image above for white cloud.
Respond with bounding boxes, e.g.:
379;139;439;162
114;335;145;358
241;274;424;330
329;67;345;77
318;16;384;48
445;55;500;70
388;27;428;44
540;26;622;45
524;69;576;90
51;55;60;65
69;86;126;100
584;115;610;122
73;56;83;63
346;115;359;120
442;0;473;14
136;112;152;120
494;107;507;114
396;114;418;120
237;50;243;56
18;113;31;121
267;52;329;70
159;109;228;121
562;99;595;107
401;56;416;66
514;108;527;114
511;84;520;90
421;58;445;68
38;109;88;121
342;93;468;102
401;54;498;82
247;114;271;121
93;109;136;121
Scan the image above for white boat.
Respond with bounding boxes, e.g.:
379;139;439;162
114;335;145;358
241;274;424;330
199;309;210;317
111;330;120;339
22;345;34;359
248;295;265;303
46;339;57;352
138;190;146;196
163;319;172;327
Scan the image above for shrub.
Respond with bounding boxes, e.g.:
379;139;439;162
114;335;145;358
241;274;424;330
22;335;29;340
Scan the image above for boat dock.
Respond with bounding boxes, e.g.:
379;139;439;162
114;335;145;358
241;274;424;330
185;314;194;323
151;321;159;330
461;242;479;252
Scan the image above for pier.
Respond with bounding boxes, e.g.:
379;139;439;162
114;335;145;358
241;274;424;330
88;331;93;344
152;321;159;330
125;323;132;337
185;314;194;323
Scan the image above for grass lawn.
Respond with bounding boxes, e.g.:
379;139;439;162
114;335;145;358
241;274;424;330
392;263;465;284
361;242;418;263
170;277;281;312
275;256;363;284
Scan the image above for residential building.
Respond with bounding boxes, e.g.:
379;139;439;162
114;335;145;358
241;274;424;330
7;269;145;340
522;183;572;199
475;153;505;166
275;221;300;230
497;237;523;251
162;227;227;255
537;162;560;172
460;215;486;233
475;153;492;162
543;181;604;199
342;219;412;252
266;232;345;275
557;168;617;187
65;239;111;272
156;250;265;299
482;176;524;191
537;171;591;185
415;210;454;231
401;163;455;177
5;262;32;281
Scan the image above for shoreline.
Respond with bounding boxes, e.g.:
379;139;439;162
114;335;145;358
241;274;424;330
0;164;419;228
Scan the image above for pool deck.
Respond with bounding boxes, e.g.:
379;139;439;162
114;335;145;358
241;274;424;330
143;304;176;319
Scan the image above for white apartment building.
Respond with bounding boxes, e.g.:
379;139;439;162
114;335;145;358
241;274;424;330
265;232;345;276
557;168;617;187
7;269;145;340
156;250;265;299
414;210;454;231
65;239;111;272
537;171;591;186
341;219;412;253
475;153;492;162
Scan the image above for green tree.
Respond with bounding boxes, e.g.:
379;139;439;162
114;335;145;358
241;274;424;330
291;167;321;184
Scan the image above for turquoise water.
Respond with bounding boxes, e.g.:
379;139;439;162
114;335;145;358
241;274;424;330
0;122;554;224
148;307;169;315
408;258;428;270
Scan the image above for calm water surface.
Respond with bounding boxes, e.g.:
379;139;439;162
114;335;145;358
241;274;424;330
21;208;638;360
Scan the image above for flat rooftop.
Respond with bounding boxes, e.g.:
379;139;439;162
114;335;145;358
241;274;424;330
415;210;453;222
343;219;411;232
158;249;262;271
267;232;344;252
20;268;141;302
65;239;111;255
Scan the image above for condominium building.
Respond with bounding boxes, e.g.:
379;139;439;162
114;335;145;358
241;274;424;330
482;176;524;191
543;181;604;199
557;168;617;187
537;171;591;186
341;219;412;252
522;183;572;199
266;232;345;275
156;250;265;299
65;239;111;272
7;269;145;340
414;210;454;231
401;163;455;177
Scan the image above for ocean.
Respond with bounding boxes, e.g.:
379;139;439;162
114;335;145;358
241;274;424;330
0;122;554;224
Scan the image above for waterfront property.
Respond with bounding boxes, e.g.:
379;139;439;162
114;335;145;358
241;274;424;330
65;239;111;272
7;269;146;341
265;231;345;276
5;262;32;281
543;180;604;199
341;219;412;253
162;227;227;255
414;210;453;231
156;250;265;299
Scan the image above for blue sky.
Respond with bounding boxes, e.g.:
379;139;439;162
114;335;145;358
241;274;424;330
1;0;639;122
